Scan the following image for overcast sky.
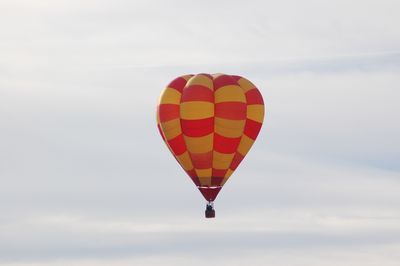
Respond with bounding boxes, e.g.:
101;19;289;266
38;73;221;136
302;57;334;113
1;0;400;265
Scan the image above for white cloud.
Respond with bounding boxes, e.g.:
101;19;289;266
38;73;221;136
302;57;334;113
1;0;400;68
1;0;400;265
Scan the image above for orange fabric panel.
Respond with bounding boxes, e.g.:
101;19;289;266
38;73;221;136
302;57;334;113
160;88;182;104
176;151;194;171
214;85;246;103
196;170;212;186
212;151;235;170
215;117;245;138
247;104;264;123
186;74;213;89
184;134;213;154
180;102;214;120
160;118;181;141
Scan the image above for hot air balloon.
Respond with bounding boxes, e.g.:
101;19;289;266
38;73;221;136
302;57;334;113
156;73;264;218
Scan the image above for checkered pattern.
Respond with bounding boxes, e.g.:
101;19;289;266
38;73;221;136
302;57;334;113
157;74;264;201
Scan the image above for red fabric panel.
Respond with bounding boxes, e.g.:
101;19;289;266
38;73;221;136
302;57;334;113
190;151;213;169
215;102;247;120
186;168;197;177
213;75;237;90
181;117;214;137
212;168;227;178
211;176;224;186
158;104;179;122
186;169;201;186
246;89;264;104
181;85;214;102
214;133;241;153
230;153;244;170
244;119;263;140
230;75;242;82
167;134;186;155
167;77;188;93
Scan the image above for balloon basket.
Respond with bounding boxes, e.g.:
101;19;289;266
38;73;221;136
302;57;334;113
205;209;215;218
205;202;216;218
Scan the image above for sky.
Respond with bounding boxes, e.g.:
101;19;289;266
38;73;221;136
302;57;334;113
1;0;400;265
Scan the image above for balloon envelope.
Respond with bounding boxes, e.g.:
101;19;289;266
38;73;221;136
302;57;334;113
157;73;264;201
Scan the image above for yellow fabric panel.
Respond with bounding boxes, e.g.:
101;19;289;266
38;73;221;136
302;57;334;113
159;88;181;104
221;169;234;186
225;168;234;178
215;85;246;103
247;104;265;123
237;135;255;156
236;77;256;93
198;176;212;186
215;117;245;138
196;168;212;177
160;118;181;140
184;134;213;153
186;74;213;90
176;151;193;171
213;151;235;169
180;102;214;120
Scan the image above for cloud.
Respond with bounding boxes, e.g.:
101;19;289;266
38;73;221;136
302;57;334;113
1;0;400;265
1;0;400;69
1;148;400;264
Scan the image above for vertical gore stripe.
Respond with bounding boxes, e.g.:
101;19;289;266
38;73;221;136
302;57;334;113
158;73;264;194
